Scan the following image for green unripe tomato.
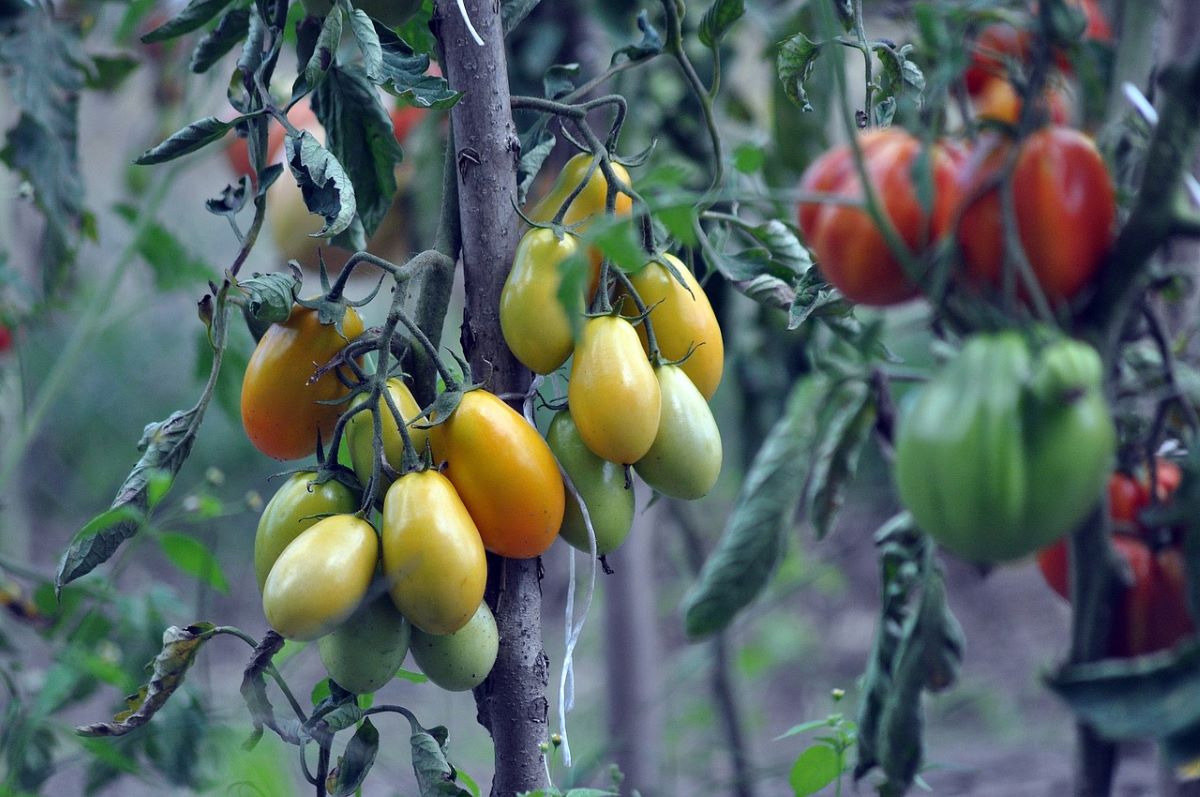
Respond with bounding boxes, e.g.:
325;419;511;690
254;472;359;591
409;602;498;692
300;0;421;27
546;411;635;555
318;592;411;694
634;364;722;500
262;514;379;641
894;332;1115;562
345;378;429;492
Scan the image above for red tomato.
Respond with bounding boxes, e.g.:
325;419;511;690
0;325;11;354
796;130;960;306
954;127;1115;302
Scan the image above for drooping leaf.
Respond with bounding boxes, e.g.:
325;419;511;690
141;0;234;43
303;6;343;91
189;8;250;74
699;0;744;48
283;130;357;239
57;408;202;591
345;6;383;82
804;380;875;539
135;117;234;165
410;721;472;797
327;719;380;796
240;631;303;745
611;11;663;66
682;374;831;638
76;624;216;736
377;27;462;109
778;32;824;112
237;270;301;326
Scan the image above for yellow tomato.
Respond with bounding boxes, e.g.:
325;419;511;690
500;228;583;375
381;470;487;634
261;514;378;641
345;378;429;491
430;390;565;559
253;472;360;591
527;153;633;227
628;254;724;399
568;316;662;464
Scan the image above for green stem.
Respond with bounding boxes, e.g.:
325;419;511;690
662;0;724;191
851;0;875;126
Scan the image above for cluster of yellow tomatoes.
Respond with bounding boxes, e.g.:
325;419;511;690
502;153;726;555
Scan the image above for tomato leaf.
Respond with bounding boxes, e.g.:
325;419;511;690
312;64;404;239
410;720;473;797
135;116;235;165
344;4;383;83
57;408;201;592
789;743;840;796
75;623;215;736
682;374;830;638
611;11;663;66
804;380;875;539
327;719;380;796
699;0;744;48
83;54;139;92
141;0;234;43
240;631;303;745
376;27;462;109
778;32;825;113
237;270;301;326
157;533;229;594
189;7;250;74
114;203;214;289
303;7;342;92
501;0;541;35
283;130;357;239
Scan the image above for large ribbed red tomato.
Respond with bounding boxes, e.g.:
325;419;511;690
796;129;960;306
954;127;1115;302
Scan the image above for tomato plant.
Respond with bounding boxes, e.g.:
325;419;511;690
261;514;379;641
954;127;1116;302
241;303;364;461
568;315;662;465
796;129;960;306
381;470;486;636
430;390;565;559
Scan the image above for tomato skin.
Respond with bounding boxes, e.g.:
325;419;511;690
895;332;1115;562
546;411;635;556
262;515;379;641
568;316;662;465
972;77;1070;127
797;130;960;306
500;229;582;375
409;602;499;692
345;378;428;491
628;254;724;400
317;593;410;694
528;153;633;228
634;365;722;500
381;470;487;635
241;304;365;461
430;391;564;559
956;128;1115;302
254;472;360;590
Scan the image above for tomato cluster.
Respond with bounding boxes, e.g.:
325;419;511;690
502;157;725;556
1037;463;1195;657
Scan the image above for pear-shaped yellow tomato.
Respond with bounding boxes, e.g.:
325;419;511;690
241;304;365;460
430;391;565;559
254;472;360;591
500;228;582;375
628;254;724;399
546;411;635;555
318;592;411;694
568;316;662;464
527;153;633;228
381;471;487;634
345;378;429;491
635;365;722;500
409;602;498;692
262;515;378;641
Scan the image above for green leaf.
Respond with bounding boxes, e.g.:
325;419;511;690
283;130;357;239
56;408;201;591
789;743;840;796
158;533;229;594
142;0;234;43
135;116;234;165
328;719;380;796
114;203;214;289
84;54;140;91
189;8;250;74
611;11;663;66
655;204;698;247
377;27;463;109
775;719;833;740
410;722;472;797
76;624;216;736
804;380;875;539
312;64;404;239
778;33;824;112
344;6;383;82
394;668;429;684
304;7;343;92
584;216;644;273
682;374;830;638
699;0;744;48
733;143;765;174
237;270;301;326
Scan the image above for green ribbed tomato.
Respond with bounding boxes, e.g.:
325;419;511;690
546;411;635;555
409;602;498;692
317;593;410;693
254;472;359;591
634;364;722;500
894;332;1115;562
262;514;378;641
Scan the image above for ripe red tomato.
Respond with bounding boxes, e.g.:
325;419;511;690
796;130;960;306
954;127;1115;302
0;325;11;354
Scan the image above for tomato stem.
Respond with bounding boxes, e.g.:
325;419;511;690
610;267;661;362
